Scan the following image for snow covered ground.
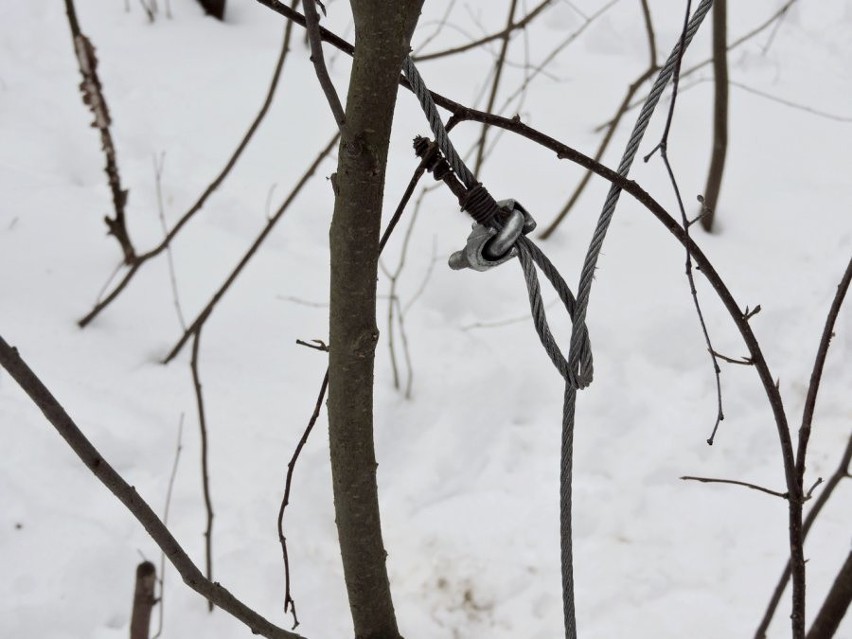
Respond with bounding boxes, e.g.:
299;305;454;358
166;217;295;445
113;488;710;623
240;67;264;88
1;1;851;637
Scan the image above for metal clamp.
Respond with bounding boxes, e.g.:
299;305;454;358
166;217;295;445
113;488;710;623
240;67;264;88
449;200;536;272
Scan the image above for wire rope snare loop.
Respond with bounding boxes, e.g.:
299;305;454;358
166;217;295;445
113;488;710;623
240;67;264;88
449;200;536;272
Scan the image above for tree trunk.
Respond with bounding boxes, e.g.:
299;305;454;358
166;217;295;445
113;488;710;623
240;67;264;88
327;3;423;638
701;0;727;232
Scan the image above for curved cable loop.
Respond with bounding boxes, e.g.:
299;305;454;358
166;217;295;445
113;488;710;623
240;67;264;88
516;237;593;388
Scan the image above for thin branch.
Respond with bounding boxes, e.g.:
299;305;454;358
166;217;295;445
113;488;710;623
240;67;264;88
412;0;459;56
63;0;136;264
190;328;214;612
539;66;656;239
162;133;339;364
295;338;329;352
729;80;852;124
680;475;788;499
413;0;552;62
153;153;187;331
796;255;852;489
805;476;823;500
78;13;298;327
303;0;345;128
681;0;799;79
153;415;184;639
643;1;726;447
496;0;620;114
593;0;803;133
639;0;657;68
807;550;852;639
756;432;852;638
278;370;329;629
711;349;753;366
0;336;305;639
473;0;519;177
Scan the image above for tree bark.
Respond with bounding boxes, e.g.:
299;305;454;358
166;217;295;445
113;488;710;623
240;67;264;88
327;3;423;638
701;0;728;232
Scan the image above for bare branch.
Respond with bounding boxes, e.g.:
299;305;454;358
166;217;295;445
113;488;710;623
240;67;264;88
472;0;519;176
190;328;214;611
278;370;329;629
680;475;788;500
412;0;553;62
756;432;852;638
153;415;184;639
162;133;339;364
0;336;305;639
153;153;187;331
303;0;345;128
79;13;298;327
63;0;136;264
796;256;852;494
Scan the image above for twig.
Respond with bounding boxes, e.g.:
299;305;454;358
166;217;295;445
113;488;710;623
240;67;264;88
756;432;852;638
295;339;329;352
384;187;427;396
539;0;658;239
277;371;328;628
63;0;136;264
153;153;188;331
804;477;823;500
681;0;799;79
162;133;339;364
796;256;852;483
0;336;305;639
412;0;459;56
461;296;560;331
592;0;803;133
710;349;752;366
153;415;184;639
395;296;415;400
496;0;620;115
643;1;726;447
190;328;214;612
413;0;552;62
277;295;328;308
680;475;788;499
303;0;345;128
472;0;519;177
729;80;852;124
78;13;298;327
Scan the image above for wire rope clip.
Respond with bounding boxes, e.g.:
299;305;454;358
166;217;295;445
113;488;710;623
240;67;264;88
449;200;536;272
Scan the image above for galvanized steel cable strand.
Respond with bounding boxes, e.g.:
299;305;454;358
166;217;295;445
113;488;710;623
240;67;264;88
401;2;713;635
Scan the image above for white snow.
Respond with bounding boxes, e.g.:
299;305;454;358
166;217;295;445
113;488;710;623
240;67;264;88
1;1;850;638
